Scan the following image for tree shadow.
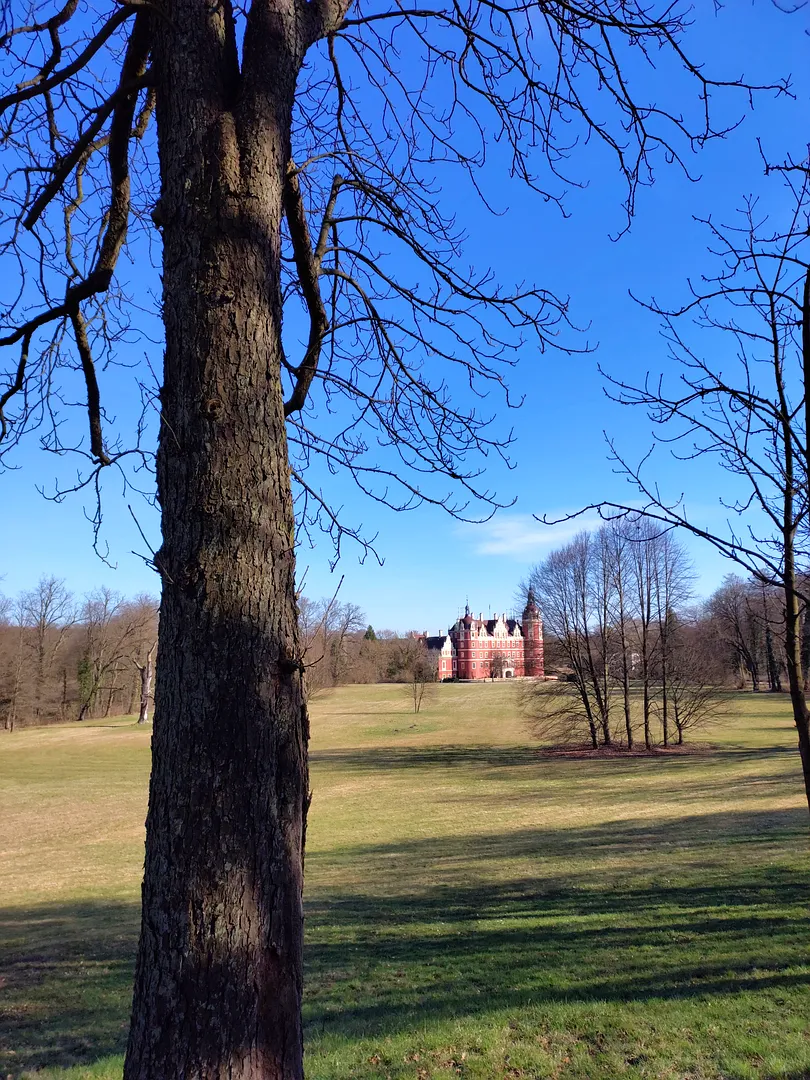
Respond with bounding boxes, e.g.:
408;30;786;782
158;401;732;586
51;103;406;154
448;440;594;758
0;899;139;1076
303;870;810;1040
4;804;809;1077
311;741;800;775
309;807;809;881
311;744;548;772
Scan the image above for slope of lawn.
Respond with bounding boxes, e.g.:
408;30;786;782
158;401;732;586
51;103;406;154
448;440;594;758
1;683;808;1079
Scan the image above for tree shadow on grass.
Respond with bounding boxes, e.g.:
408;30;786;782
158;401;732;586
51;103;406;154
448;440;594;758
302;832;810;1044
311;742;800;776
309;807;809;881
0;900;139;1077
3;804;808;1076
312;744;547;772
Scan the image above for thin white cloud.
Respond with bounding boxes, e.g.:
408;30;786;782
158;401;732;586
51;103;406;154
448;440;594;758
459;512;602;557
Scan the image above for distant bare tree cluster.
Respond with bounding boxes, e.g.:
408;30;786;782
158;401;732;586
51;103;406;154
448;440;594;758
298;594;366;696
706;575;790;694
0;579;157;730
296;593;439;700
295;591;438;699
524;520;723;750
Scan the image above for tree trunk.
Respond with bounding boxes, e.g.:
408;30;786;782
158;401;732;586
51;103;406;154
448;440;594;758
124;7;310;1078
783;569;810;812
60;667;68;722
801;605;810;693
103;662;119;717
35;632;45;720
747;649;761;692
765;624;782;692
582;623;611;747
9;624;25;732
660;636;669;747
137;648;154;725
580;680;599;749
641;645;651;750
619;619;633;750
674;707;684;746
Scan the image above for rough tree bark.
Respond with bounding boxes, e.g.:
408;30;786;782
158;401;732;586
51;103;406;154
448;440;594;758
123;3;325;1075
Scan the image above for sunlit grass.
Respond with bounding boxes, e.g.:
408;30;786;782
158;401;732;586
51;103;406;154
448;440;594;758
2;685;809;1079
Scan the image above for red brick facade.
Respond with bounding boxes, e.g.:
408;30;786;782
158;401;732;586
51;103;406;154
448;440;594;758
424;591;544;681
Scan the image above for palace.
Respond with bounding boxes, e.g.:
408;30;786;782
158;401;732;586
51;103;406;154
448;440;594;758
421;590;544;681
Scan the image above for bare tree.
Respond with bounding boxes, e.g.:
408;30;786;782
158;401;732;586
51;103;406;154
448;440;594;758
588;528;616;746
0;585;157;727
605;521;635;749
708;576;763;690
652;531;694;746
626;517;658;749
666;622;727;744
386;637;438;712
134;642;156;724
297;590;365;695
326;602;365;685
754;581;785;693
489;651;509;680
0;0;781;1071
76;589;157;719
121;594;159;722
409;648;439;714
570;168;810;810
528;532;612;748
2;594;28;731
22;577;74;723
78;588;123;719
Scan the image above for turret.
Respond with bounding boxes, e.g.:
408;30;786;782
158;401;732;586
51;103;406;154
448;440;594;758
522;588;544;678
455;601;473;679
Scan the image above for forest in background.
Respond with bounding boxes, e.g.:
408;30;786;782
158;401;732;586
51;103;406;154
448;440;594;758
0;579;436;729
0;580;157;729
2;528;806;735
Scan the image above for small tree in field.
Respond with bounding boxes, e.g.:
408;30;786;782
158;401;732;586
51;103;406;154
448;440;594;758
410;650;439;714
387;638;438;712
489;652;509;680
666;633;726;745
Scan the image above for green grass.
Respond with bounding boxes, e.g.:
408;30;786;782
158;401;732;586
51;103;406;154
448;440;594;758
2;685;809;1079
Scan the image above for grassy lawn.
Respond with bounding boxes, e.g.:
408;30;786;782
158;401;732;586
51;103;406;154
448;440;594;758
1;684;809;1079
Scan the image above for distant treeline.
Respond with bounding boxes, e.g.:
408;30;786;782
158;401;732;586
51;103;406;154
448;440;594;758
0;582;431;729
0;579;157;730
297;594;436;697
5;546;802;734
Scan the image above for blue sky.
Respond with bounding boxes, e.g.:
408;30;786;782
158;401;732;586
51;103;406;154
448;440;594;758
2;0;809;632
